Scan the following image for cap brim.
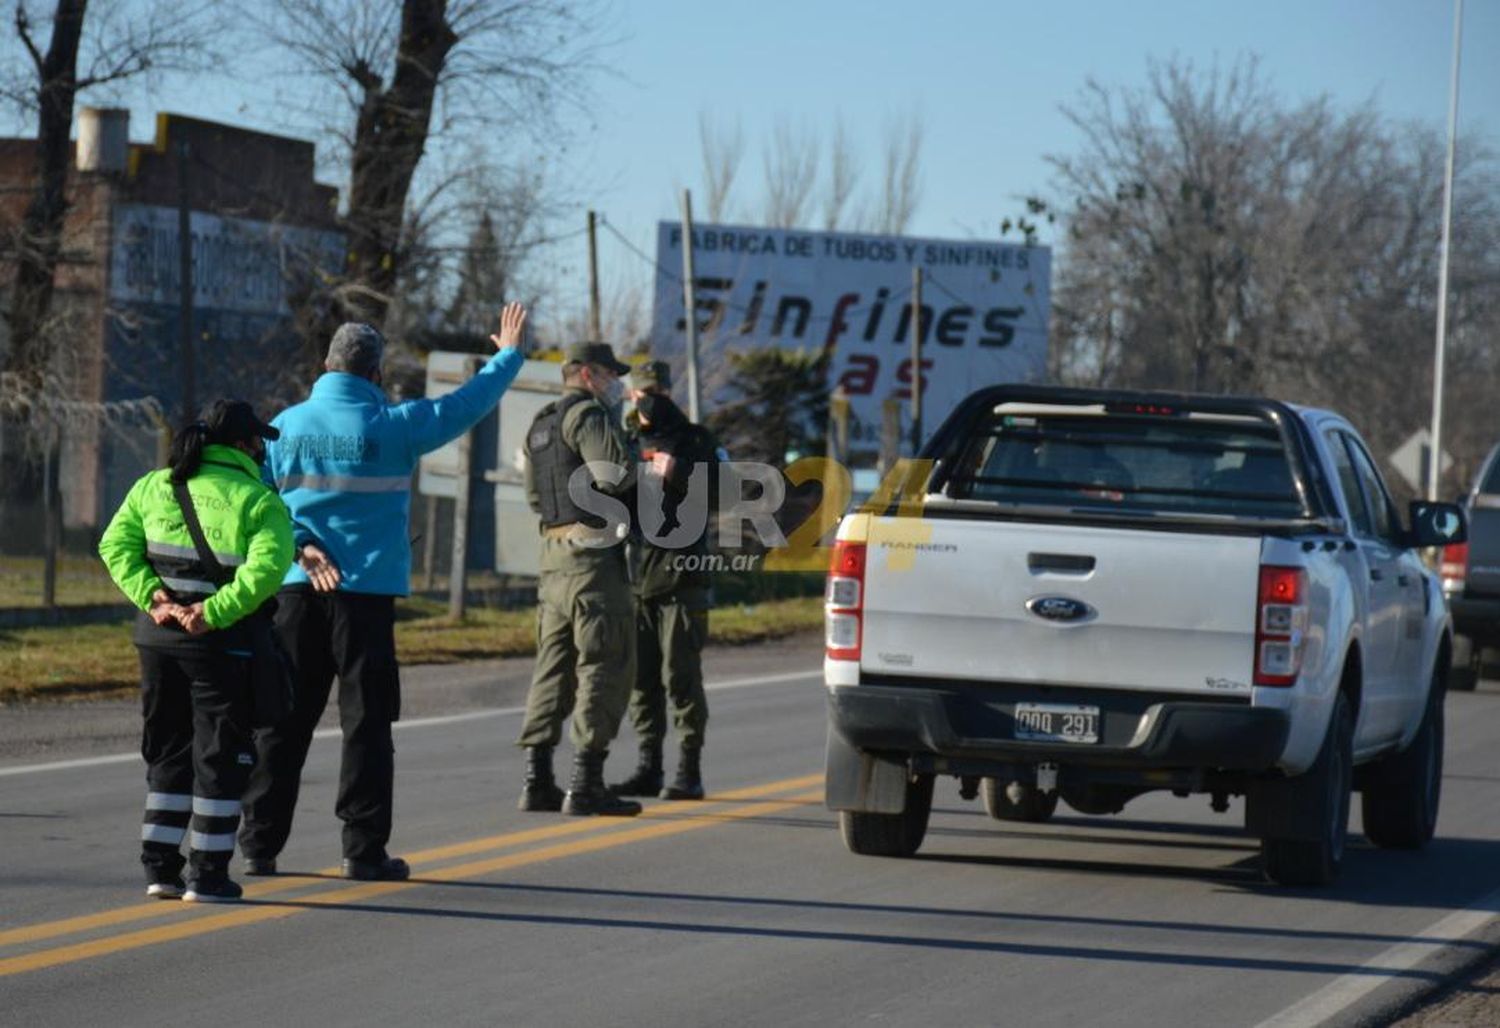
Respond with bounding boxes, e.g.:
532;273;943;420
605;358;631;376
259;423;281;441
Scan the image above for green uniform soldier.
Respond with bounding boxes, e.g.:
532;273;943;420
611;361;722;801
517;342;642;817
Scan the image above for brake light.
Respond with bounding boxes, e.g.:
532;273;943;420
1255;565;1308;687
826;540;866;662
1104;401;1182;417
1440;542;1468;594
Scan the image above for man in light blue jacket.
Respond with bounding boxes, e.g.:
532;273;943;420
239;303;527;881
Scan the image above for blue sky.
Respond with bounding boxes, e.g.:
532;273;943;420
9;0;1497;324
582;0;1496;249
569;0;1499;317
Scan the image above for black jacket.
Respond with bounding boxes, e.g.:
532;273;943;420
633;395;721;599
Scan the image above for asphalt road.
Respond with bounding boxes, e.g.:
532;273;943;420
2;637;1499;1028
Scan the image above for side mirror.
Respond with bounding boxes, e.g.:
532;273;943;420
1408;500;1467;548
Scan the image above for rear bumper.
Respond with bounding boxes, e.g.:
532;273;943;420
1449;593;1500;640
827;682;1290;771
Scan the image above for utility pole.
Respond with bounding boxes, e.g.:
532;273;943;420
420;494;439;591
176;140;195;421
41;424;58;613
448;422;473;619
910;266;924;454
1428;0;1464;501
586;210;602;340
680;189;702;422
827;387;850;467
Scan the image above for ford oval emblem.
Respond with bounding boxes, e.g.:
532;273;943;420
1026;596;1096;623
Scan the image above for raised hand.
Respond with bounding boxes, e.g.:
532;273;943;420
490;302;529;353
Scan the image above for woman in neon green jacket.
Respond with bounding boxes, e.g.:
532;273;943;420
99;399;293;903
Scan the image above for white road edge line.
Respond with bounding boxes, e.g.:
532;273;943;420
0;668;822;778
1253;882;1500;1028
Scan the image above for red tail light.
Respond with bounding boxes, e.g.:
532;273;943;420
826;540;866;662
1255;565;1308;687
1440;542;1468;593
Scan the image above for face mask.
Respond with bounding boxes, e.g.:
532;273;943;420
600;377;625;409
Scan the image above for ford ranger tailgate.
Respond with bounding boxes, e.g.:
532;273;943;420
860;516;1261;694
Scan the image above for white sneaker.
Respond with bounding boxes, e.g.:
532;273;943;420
183;878;243;903
146;880;184;900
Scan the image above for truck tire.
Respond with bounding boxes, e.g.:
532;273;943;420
838;773;934;857
1449;634;1478;692
1361;670;1444;849
981;778;1059;822
1261;692;1353;887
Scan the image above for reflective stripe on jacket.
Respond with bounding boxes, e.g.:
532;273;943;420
266;349;523;595
98;444;295;634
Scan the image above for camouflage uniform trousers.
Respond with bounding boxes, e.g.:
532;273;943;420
517;539;636;752
627;586;710;750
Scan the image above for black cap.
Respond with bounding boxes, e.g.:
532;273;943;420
203;399;280;443
563;341;631;375
631;360;672;392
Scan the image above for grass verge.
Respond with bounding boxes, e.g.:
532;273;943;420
0;595;823;704
0;555;121;608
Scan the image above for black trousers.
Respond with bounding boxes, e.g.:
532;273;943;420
138;645;254;881
238;590;400;863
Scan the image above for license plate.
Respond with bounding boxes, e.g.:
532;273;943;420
1014;703;1100;744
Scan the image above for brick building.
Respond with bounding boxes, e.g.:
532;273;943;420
0;109;344;538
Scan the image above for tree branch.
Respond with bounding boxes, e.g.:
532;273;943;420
15;4;45;72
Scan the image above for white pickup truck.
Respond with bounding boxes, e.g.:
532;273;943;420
824;386;1468;885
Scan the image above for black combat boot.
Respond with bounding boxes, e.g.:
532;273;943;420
660;745;705;801
562;750;643;816
609;741;664;796
518;745;566;812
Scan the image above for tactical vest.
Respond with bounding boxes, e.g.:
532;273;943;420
527;391;603;528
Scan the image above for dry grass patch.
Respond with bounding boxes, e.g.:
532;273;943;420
2;596;823;702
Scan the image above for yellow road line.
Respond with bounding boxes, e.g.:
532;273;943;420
0;772;822;949
0;787;826;978
405;773;822;866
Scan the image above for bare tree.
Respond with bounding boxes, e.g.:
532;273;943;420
871;110;922;235
821;115;858;231
3;0;216;387
688;111;922;234
540;271;646;352
697;109;743;222
761;116;818;229
1046;56;1500;493
379;153;553;378
260;0;603;335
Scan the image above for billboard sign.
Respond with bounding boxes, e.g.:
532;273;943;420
109;204;346;315
102;204;346;412
650;221;1050;455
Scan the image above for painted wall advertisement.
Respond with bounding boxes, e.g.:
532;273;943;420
650;221;1050;457
94;204;346;519
103;204;345;409
109;203;346;316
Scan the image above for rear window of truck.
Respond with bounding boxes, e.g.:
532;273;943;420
944;409;1302;518
1481;450;1500;495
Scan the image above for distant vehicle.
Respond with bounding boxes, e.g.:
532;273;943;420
1440;441;1500;691
824;386;1466;886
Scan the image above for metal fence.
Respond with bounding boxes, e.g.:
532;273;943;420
0;401;166;620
